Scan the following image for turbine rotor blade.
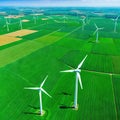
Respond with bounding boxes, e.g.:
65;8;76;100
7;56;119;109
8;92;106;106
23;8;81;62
66;64;75;69
41;88;52;98
60;69;75;73
83;20;86;25
77;72;83;89
98;27;104;30
40;75;48;87
24;87;40;90
93;29;98;35
49;16;53;19
111;18;115;21
77;55;88;69
63;16;67;19
116;16;119;20
83;17;86;20
94;23;98;29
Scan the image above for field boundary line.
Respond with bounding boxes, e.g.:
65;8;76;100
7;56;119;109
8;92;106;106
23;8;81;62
33;26;82;44
38;27;62;39
62;60;119;120
59;26;82;40
5;68;35;86
61;61;120;76
28;23;46;29
110;75;118;120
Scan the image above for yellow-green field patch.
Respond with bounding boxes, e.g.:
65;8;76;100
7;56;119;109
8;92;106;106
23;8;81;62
5;29;37;37
0;36;21;46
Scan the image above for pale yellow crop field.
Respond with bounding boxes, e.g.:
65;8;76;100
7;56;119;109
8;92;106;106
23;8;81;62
5;29;37;37
0;29;37;46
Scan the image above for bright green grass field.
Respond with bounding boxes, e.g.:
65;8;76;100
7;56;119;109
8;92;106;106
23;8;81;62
0;11;120;120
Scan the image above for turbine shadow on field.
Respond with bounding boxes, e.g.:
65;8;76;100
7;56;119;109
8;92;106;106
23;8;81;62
59;104;74;109
88;40;96;43
28;105;39;109
62;92;72;96
23;111;40;115
58;92;72;96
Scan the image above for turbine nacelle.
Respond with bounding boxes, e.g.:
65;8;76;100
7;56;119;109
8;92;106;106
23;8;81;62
63;15;67;19
47;16;53;19
94;23;104;30
82;17;86;21
60;68;81;73
74;69;81;73
80;17;86;25
112;16;119;22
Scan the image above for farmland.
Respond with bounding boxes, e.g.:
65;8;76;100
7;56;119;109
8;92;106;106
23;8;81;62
0;7;120;120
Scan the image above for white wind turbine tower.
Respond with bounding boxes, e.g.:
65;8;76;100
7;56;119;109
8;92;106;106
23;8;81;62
18;9;24;30
74;11;79;19
93;23;104;43
61;55;88;109
32;10;37;24
7;14;11;24
112;16;119;33
33;15;37;24
72;10;80;19
35;12;39;20
19;18;23;30
5;18;9;32
47;16;53;20
86;15;90;24
24;75;52;115
76;11;79;19
80;17;86;31
63;15;67;23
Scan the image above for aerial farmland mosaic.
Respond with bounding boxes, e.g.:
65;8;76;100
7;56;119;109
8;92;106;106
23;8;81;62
0;0;120;120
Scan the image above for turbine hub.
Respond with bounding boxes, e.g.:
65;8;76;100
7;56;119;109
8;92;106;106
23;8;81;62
74;69;81;72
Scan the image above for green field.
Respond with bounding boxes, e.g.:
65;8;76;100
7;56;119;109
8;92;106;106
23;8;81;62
0;7;120;120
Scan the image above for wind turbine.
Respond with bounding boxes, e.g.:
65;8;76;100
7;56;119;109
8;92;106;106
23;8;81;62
72;10;80;19
112;16;119;33
93;24;104;43
35;13;39;20
63;15;67;23
61;55;88;109
76;12;79;19
80;17;86;31
47;16;53;19
86;15;91;24
54;20;60;23
7;15;11;24
5;18;9;32
47;16;53;23
32;10;37;24
19;18;23;30
33;16;37;24
24;75;52;115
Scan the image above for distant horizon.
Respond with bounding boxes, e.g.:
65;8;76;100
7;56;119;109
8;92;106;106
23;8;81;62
1;6;120;8
0;0;120;7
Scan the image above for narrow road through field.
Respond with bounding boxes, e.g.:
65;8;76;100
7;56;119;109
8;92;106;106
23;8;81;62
110;75;118;120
